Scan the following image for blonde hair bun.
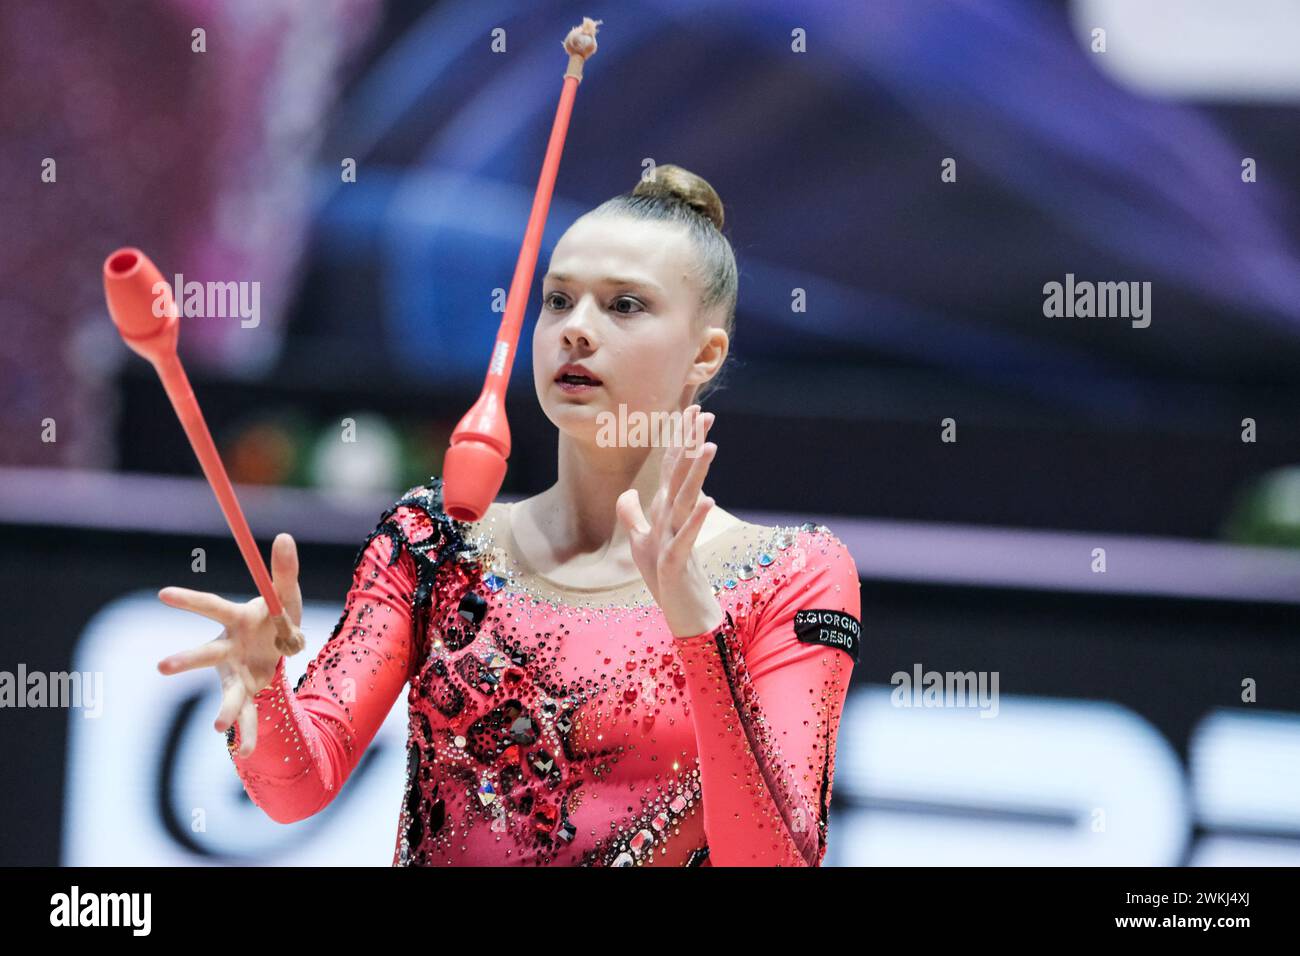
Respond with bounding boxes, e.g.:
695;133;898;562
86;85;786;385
632;164;725;231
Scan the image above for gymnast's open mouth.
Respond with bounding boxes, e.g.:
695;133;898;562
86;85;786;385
555;363;603;389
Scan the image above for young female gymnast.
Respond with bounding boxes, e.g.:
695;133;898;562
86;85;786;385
156;165;862;866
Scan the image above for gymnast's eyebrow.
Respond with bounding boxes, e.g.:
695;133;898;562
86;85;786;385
546;272;664;294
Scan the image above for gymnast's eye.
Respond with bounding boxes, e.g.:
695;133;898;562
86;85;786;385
611;296;645;315
543;291;568;311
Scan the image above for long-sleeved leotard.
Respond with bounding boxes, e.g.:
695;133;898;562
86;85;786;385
227;478;861;866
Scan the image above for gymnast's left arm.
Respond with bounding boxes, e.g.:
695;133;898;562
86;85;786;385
672;533;861;866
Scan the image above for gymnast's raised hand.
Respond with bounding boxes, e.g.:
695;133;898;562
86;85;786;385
616;403;726;639
154;532;303;757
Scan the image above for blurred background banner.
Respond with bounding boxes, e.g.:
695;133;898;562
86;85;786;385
2;0;1298;865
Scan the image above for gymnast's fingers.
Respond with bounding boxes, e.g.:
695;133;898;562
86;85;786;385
664;405;698;505
698;410;716;445
659;420;684;492
158;587;240;627
668;495;713;560
670;442;716;532
616;488;651;539
271;532;304;626
214;668;245;733
158;633;232;675
673;409;714;499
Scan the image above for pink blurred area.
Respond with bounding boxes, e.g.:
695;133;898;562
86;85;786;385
0;0;382;467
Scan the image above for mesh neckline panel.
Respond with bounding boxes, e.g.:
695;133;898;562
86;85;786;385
456;500;819;610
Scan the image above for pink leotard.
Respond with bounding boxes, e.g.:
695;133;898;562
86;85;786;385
227;479;861;866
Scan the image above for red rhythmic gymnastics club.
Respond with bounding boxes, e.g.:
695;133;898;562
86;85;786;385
442;16;602;521
102;248;306;656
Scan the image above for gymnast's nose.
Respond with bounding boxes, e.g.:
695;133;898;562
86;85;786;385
559;297;599;351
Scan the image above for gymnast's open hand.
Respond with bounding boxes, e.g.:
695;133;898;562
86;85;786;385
616;404;727;639
154;532;303;757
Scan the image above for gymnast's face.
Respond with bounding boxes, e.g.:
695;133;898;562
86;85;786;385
533;214;726;442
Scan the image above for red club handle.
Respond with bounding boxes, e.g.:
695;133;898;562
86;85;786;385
103;248;304;655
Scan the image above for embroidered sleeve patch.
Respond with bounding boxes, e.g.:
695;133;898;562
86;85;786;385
793;609;860;663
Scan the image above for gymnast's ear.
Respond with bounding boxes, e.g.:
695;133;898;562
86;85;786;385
689;318;729;386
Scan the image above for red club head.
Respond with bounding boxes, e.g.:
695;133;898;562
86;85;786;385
443;386;511;521
103;247;179;364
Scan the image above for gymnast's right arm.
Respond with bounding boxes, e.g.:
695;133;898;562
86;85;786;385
155;529;417;824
